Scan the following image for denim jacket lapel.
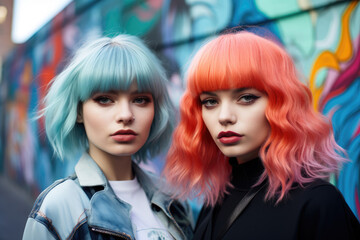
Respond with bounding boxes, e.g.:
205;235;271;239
87;185;135;239
75;153;192;240
75;153;135;239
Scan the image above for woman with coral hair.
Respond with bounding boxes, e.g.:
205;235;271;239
164;31;360;239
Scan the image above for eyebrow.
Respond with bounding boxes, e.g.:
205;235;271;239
201;88;250;95
200;91;216;96
233;88;250;93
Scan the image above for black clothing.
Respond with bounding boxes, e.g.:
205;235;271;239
194;158;360;240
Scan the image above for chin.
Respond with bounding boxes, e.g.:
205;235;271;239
219;149;243;158
221;153;239;159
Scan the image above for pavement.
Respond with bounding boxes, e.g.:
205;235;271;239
0;175;35;240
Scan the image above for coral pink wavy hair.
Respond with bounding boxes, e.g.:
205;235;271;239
163;31;346;206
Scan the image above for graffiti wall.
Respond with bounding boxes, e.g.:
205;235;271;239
0;0;359;218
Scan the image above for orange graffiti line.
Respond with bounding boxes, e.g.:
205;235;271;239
312;87;324;111
309;51;339;110
36;23;65;143
39;66;56;96
22;61;33;85
52;30;64;67
52;10;64;66
335;1;358;62
38;23;65;103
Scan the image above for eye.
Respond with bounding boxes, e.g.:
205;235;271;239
200;98;218;108
93;96;113;105
238;94;260;105
133;96;152;105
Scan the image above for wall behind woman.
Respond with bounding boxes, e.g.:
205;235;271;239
0;0;359;219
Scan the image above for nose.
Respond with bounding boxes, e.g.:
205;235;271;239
115;100;134;124
218;103;236;125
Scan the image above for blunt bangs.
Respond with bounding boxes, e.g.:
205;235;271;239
165;31;346;205
75;39;166;102
43;34;174;161
188;33;270;97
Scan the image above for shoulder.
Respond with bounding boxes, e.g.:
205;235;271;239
293;179;352;216
33;176;89;214
299;179;346;207
296;179;360;239
27;176;90;238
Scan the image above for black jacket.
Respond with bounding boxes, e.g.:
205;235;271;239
194;158;360;240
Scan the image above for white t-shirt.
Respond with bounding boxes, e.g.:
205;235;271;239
109;178;174;240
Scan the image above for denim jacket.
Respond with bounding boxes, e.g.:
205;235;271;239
23;153;194;239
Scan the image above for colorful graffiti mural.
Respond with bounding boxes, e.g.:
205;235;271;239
0;0;359;218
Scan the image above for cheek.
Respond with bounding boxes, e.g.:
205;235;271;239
261;120;271;138
81;104;111;134
82;112;103;134
253;113;270;139
201;111;209;129
82;107;97;126
146;110;155;129
202;111;217;137
138;106;155;131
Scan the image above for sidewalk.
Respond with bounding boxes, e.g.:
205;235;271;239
0;175;35;240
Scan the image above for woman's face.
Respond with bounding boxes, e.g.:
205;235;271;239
200;88;270;164
78;82;154;161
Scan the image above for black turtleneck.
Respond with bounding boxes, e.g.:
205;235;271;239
227;157;264;189
194;158;360;240
211;157;264;239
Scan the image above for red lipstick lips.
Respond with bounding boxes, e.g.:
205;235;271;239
217;131;243;144
111;129;137;142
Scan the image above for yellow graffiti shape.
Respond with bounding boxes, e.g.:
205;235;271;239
335;1;357;61
309;1;358;110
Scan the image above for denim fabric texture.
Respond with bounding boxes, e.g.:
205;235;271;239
23;153;194;240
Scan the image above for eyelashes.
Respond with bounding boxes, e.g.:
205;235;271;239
132;96;152;105
93;96;113;105
200;94;261;109
92;95;153;106
200;98;218;107
238;94;260;104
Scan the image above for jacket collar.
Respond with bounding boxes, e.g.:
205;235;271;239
75;152;168;205
74;153;184;239
75;153;134;238
75;152;107;187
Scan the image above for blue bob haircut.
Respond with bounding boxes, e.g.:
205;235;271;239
42;34;175;162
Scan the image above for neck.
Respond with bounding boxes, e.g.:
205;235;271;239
236;150;260;164
230;157;264;189
88;149;134;181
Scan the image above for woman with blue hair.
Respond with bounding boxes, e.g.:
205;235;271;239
23;34;193;239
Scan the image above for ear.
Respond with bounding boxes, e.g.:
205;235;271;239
76;103;83;123
76;113;83;123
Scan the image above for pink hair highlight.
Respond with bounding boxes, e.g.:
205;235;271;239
163;31;346;206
